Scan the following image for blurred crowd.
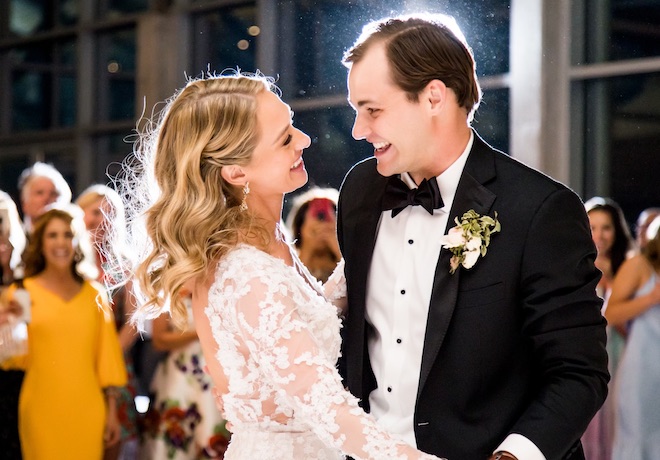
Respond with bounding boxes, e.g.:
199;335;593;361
581;198;660;460
0;162;344;460
1;160;659;460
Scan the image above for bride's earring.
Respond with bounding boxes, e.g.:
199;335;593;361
240;182;250;211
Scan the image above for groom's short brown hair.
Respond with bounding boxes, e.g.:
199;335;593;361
343;14;482;119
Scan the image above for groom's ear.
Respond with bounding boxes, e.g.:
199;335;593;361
425;79;447;113
220;165;247;187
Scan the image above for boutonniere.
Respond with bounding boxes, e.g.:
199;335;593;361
439;210;501;274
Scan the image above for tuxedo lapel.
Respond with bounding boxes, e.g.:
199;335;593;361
343;166;389;397
349;208;381;320
418;136;497;398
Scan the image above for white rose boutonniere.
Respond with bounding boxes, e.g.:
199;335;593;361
439;210;501;274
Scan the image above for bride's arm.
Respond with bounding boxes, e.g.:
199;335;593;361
191;279;230;415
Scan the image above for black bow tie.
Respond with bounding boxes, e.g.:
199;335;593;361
382;176;444;217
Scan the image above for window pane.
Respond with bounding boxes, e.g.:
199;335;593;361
105;29;136;72
572;0;660;64
109;79;135;120
9;0;78;35
11;43;53;65
193;5;257;73
473;88;509;153
438;1;510;77
10;0;51;36
59;0;78;26
12;71;51;131
291;106;373;192
98;28;136;122
8;40;76;130
60;39;76;66
102;0;148;18
574;73;660;223
276;1;369;99
9;39;75;66
0;157;30;203
59;75;76;127
94;133;134;182
277;0;510;99
44;151;77;193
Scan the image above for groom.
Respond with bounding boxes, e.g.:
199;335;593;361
336;14;609;460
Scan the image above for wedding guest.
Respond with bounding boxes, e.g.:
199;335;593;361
141;291;230;459
3;205;126;459
635;207;660;250
0;190;27;459
108;72;442;459
585;197;635;297
77;184;140;460
17;162;72;234
285;187;341;282
605;215;660;459
0;191;27;286
337;13;608;459
581;196;634;460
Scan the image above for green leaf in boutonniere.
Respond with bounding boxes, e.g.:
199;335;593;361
439;210;501;274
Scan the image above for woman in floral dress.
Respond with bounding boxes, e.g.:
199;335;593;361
141;293;230;459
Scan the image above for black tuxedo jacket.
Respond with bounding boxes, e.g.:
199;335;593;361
337;133;609;460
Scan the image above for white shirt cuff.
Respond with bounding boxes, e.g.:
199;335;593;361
495;433;546;460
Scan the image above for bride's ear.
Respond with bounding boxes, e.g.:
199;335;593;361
221;165;247;187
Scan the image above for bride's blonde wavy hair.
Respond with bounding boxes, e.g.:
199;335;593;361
108;72;275;330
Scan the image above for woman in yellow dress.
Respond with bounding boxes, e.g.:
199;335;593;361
5;205;127;460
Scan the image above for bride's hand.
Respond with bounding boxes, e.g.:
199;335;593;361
211;387;232;429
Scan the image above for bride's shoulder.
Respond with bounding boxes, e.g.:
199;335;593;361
219;243;275;269
206;245;293;314
214;244;288;286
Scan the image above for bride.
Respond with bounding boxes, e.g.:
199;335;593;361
109;72;444;460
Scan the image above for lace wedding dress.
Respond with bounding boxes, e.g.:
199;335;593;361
204;244;441;460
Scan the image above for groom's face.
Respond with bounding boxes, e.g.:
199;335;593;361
347;42;433;180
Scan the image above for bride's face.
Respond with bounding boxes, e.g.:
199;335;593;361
242;91;311;198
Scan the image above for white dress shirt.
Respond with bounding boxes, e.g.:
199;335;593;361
365;132;545;460
366;133;472;445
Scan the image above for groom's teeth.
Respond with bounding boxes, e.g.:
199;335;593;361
373;142;390;150
291;158;302;169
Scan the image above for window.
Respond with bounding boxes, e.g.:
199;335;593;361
572;72;660;223
1;0;513;212
8;0;79;37
9;38;77;131
474;88;510;152
292;106;373;191
97;28;136;122
98;0;148;19
572;0;660;65
276;0;510;99
193;5;257;74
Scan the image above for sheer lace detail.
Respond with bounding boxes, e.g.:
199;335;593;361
324;258;347;303
205;245;440;460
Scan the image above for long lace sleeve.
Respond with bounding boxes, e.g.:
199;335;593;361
323;259;347;315
226;272;440;460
